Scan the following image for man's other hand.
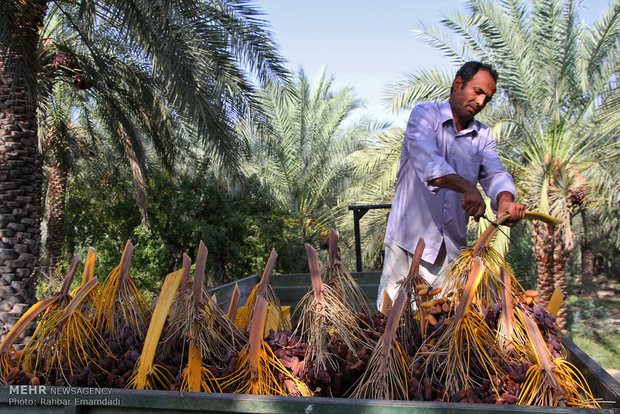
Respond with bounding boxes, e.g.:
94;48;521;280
497;191;525;223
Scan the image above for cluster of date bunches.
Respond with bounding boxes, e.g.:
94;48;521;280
264;312;386;397
4;324;182;389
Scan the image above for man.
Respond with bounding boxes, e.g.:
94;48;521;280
377;61;525;309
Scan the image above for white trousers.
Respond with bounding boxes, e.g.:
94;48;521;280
376;237;449;310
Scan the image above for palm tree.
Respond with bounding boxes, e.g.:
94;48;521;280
0;0;285;341
240;68;377;249
378;0;620;328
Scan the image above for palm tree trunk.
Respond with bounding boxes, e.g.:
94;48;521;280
120;128;149;227
44;150;69;272
531;221;571;330
576;210;594;293
0;0;47;343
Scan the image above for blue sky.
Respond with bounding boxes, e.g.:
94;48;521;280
256;0;617;126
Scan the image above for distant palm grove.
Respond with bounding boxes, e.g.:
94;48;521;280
0;0;618;342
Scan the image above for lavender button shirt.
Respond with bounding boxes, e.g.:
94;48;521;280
385;101;516;263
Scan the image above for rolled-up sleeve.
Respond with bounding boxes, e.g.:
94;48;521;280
405;106;456;193
478;132;516;211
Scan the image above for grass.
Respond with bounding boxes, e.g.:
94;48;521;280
566;294;620;371
569;333;620;371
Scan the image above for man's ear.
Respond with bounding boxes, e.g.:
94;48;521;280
453;76;463;90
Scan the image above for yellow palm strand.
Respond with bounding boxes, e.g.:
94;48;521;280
0;350;15;378
128;269;184;390
443;246;524;308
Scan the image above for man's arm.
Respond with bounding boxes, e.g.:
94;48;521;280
430;174;486;221
496;191;526;223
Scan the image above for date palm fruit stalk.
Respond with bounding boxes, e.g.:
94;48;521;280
21;278;106;385
420;257;511;399
443;212;562;306
517;309;599;408
220;295;310;396
167;242;243;392
127;268;184;390
293;244;369;378
96;241;151;343
0;256;81;379
236;248;290;333
321;229;371;315
349;287;409;400
396;237;425;345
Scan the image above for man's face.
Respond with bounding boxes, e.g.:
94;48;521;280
450;69;496;125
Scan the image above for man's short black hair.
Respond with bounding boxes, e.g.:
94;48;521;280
451;61;498;93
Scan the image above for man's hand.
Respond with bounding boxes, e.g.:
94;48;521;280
462;184;486;221
496;191;525;223
430;174;486;221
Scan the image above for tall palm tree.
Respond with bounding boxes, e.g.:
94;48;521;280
0;0;285;341
0;0;47;342
378;0;620;328
241;68;376;247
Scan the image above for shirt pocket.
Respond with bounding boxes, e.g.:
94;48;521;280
452;149;482;184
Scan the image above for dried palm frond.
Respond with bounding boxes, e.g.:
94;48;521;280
220;295;310;396
70;248;100;319
321;229;371;314
420;258;510;399
227;283;241;322
396;237;425;344
237;248;290;332
127;268;184;390
96;241;151;342
496;268;529;359
72;247;97;294
349;289;409;400
517;310;599;408
294;244;370;376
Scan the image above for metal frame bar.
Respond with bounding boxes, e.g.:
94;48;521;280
348;204;392;271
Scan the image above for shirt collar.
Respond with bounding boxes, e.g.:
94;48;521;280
440;101;480;136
